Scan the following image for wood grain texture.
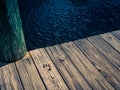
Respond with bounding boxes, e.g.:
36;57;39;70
0;30;120;89
15;53;45;90
74;39;120;89
30;48;68;90
112;30;120;40
0;0;26;62
60;42;114;90
0;63;23;90
46;46;92;90
100;33;120;52
87;35;120;71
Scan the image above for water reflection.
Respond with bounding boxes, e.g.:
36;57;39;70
18;0;120;50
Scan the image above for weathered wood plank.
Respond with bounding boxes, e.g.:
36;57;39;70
15;53;45;90
100;33;120;52
60;42;114;90
112;30;120;40
29;49;68;90
46;46;92;90
0;63;23;90
87;35;120;71
74;39;120;89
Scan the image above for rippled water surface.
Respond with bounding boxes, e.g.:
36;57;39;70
18;0;120;50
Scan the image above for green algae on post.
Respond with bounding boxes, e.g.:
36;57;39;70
0;0;27;62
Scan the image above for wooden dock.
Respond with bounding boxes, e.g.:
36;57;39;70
0;30;120;90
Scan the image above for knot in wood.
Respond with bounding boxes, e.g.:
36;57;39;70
109;36;112;39
59;55;65;61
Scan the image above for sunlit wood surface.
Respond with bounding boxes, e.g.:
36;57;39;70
0;30;120;90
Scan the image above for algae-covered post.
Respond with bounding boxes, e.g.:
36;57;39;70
0;0;27;62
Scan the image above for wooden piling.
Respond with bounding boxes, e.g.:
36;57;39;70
0;0;27;62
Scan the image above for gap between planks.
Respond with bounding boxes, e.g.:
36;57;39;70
59;41;115;90
45;45;92;90
73;38;120;89
29;49;68;90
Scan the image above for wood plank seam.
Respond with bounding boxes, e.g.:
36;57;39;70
86;38;120;71
28;52;47;90
74;39;120;72
20;60;34;90
73;40;120;89
73;41;98;68
59;44;95;90
0;63;24;90
14;63;25;90
60;42;115;89
99;34;120;54
15;53;46;90
112;33;120;40
45;46;89;87
39;49;68;89
46;46;92;90
111;30;120;40
29;49;69;90
44;48;71;90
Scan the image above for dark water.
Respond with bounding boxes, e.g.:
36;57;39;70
18;0;120;50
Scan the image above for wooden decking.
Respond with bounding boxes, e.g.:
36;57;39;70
0;30;120;90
